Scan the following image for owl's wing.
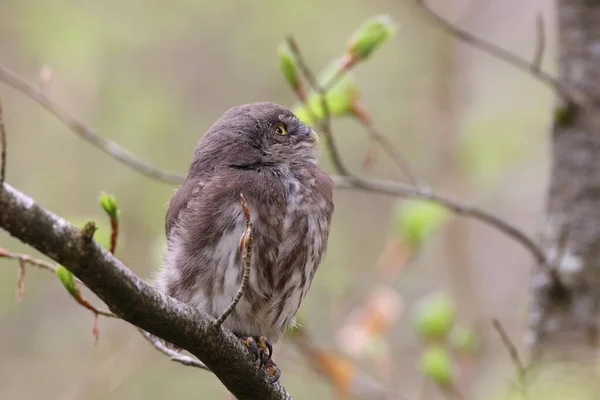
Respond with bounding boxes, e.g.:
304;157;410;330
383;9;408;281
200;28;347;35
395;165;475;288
165;176;207;237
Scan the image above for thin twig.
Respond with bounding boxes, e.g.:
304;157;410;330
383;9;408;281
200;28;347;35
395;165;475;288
416;0;576;104
0;62;546;267
532;13;545;73
16;258;25;301
352;104;421;186
332;176;546;264
287;37;546;266
214;193;254;328
0;247;116;317
286;37;353;177
109;216;118;255
0;64;185;185
139;329;210;370
492;319;528;397
0;97;7;184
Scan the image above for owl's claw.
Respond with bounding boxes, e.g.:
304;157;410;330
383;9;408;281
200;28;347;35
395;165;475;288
239;336;279;383
265;359;281;383
256;336;273;364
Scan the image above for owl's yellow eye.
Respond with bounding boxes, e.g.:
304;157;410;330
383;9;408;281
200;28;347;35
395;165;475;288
275;123;287;135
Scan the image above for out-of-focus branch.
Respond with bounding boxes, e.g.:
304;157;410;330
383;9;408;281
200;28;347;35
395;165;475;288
0;63;546;266
333;176;546;264
0;182;292;400
492;319;528;397
0;64;186;185
287;37;546;266
416;0;578;104
0;97;6;184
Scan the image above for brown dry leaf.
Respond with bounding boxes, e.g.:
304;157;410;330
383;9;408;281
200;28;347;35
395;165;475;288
377;237;413;280
337;285;403;358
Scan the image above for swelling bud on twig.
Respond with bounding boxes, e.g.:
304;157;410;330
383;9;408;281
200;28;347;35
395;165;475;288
394;199;449;248
99;192;120;255
99;192;119;220
419;344;455;387
56;265;78;297
277;43;302;96
293;67;359;125
449;325;478;355
342;15;398;70
413;292;456;341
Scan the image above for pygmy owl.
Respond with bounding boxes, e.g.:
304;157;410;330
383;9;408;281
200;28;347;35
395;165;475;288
155;102;334;382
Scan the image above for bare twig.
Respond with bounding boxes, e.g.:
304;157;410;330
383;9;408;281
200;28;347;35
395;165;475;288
16;258;25;301
1;247;69;275
0;64;185;185
532;13;545;73
287;37;546;266
352;103;421;186
0;62;546;267
109;216;118;255
139;329;209;370
0;97;6;184
333;176;546;264
286;37;353;177
0;247;118;318
214;193;254;328
416;0;576;104
492;319;528;396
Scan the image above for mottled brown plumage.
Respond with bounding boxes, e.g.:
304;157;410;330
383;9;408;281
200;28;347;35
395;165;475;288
154;102;333;379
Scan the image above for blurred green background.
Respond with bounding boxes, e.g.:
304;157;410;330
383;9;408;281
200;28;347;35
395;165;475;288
0;0;554;399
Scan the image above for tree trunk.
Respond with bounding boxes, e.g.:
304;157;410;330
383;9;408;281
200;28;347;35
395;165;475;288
528;1;600;396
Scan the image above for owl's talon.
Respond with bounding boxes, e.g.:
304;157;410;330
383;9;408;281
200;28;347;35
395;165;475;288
256;336;273;364
239;336;280;380
265;359;281;384
240;337;260;358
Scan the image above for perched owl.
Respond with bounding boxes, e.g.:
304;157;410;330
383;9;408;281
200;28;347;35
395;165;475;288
155;102;334;381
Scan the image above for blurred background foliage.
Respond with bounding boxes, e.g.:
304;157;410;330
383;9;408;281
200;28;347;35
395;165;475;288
0;0;555;399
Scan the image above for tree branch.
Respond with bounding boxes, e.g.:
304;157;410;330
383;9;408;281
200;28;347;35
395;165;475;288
0;97;7;184
0;64;186;185
286;37;547;266
0;182;292;400
0;63;546;266
332;176;546;264
415;0;578;104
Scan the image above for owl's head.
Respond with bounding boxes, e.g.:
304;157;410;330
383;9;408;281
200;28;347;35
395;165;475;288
192;102;320;171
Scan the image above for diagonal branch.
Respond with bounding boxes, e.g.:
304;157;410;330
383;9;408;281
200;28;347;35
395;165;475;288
0;63;546;266
0;65;185;185
416;0;577;104
0;182;292;400
0;97;6;184
332;176;546;264
287;37;547;266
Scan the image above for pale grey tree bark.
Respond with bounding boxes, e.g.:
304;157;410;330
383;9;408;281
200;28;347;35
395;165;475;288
528;0;600;395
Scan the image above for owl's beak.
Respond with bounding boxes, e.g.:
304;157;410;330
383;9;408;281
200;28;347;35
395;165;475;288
308;129;320;145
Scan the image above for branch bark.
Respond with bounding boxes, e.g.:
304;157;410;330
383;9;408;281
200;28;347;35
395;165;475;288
0;182;292;400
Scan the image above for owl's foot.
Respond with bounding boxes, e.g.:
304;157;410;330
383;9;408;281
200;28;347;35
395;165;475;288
264;359;281;383
239;336;280;383
240;336;273;365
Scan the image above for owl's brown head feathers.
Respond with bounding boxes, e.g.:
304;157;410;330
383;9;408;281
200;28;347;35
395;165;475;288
188;102;318;177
